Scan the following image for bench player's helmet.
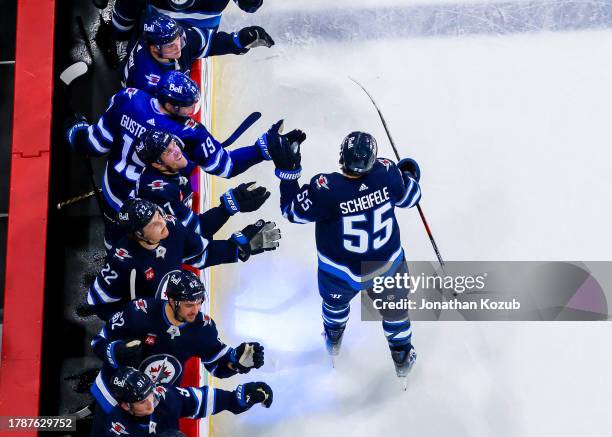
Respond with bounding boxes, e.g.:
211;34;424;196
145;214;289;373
339;131;377;176
109;367;155;404
117;198;158;234
156;71;200;109
143;14;183;48
166;270;207;303
136;129;183;164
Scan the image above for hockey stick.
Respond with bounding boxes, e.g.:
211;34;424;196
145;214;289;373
349;77;445;268
57;189;102;210
220;112;262;148
71;16;107;215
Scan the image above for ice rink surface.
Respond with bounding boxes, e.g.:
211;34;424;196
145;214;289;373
204;1;612;435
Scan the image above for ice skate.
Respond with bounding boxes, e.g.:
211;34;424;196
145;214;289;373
391;345;417;390
322;327;345;367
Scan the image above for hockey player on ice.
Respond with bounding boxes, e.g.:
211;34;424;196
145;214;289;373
87;198;280;319
90;366;272;437
271;128;422;380
122;13;274;95
134;129;270;236
90;270;267;414
65;71;286;248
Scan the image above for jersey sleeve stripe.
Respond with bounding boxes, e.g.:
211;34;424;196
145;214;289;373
406;184;421;208
289;202;312;224
201;345;230;365
206;385;216;417
182;210;196;228
396;178;415;206
218;157;234;178
111;15;134;32
87;125;111;154
91;278;122;304
187;387;204;418
202;149;224;172
96;117;114;142
92;372;118;414
129;269;137;301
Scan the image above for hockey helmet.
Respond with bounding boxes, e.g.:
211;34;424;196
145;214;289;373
143;14;183;48
109;367;155;404
136;129;184;164
339;131;377;176
118;198;159;234
156;71;200;109
166;270;207;303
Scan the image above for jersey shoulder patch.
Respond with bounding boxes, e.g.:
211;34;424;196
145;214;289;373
133;298;148;313
113;247;132;261
377;157;395;171
312;174;332;191
109;421;130;436
146;179;170;192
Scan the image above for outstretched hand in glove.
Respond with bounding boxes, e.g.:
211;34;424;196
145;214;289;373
220;182;270;215
231;220;281;261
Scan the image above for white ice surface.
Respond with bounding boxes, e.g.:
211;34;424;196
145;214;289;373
205;3;612;436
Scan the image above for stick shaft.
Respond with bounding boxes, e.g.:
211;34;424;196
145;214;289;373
56;189;100;210
350;77;445;266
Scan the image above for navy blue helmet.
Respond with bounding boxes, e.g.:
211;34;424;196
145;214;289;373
143;14;182;47
109;367;155;404
166;270;207;302
156;71;200;108
118;198;158;234
339;131;378;176
135;129;183;164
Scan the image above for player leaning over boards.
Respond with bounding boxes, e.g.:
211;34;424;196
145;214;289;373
90;271;267;414
64;71;288;249
90;366;272;437
271;126;422;381
122;13;274;95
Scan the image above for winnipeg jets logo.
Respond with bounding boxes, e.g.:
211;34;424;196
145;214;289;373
155;246;167;259
316;175;329;190
146;118;156;126
359;183;369;192
125;88;138;99
145;74;160;87
154;385;167;399
110;422;129;435
378;158;391;170
140;354;182;384
148;180;168;191
114;248;132;260
134;299;148;313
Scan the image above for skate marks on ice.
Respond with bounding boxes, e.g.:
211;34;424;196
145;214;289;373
226;0;612;44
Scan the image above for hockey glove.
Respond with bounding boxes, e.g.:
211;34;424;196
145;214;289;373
230;342;265;373
397;158;421;182
235;26;274;51
236;0;263;13
109;339;143;368
220;182;271;215
231;220;281;261
64;114;90;151
258;120;307;180
236;382;273;409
